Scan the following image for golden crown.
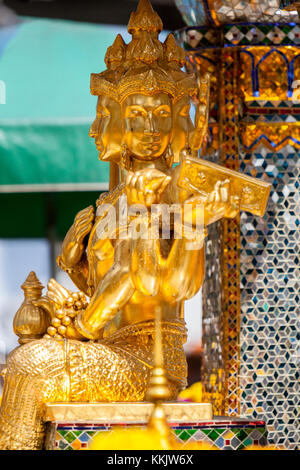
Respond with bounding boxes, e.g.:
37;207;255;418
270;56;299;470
90;0;197;103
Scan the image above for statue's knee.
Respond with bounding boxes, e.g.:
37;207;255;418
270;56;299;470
6;339;63;376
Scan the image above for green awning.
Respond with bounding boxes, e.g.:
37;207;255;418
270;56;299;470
0;18;128;192
0;122;109;191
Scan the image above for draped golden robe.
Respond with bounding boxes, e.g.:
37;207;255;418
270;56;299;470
0;319;187;450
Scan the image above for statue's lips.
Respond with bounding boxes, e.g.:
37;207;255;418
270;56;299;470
141;142;161;152
95;141;104;152
139;134;161;147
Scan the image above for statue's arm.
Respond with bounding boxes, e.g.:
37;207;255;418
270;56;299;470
124;168;171;297
130;237;160;297
74;239;135;339
57;205;95;295
161;239;205;303
160;166;239;303
166;165;240;226
57;253;90;296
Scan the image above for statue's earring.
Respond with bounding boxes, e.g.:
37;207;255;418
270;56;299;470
121;143;132;171
165;144;174;168
179;146;191;164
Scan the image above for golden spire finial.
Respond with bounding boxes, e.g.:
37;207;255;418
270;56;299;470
128;0;163;35
145;306;175;449
104;34;126;69
126;0;163;64
21;271;44;295
90;0;198;110
164;33;186;67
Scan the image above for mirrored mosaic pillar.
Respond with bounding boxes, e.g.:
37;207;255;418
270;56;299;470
179;38;228;415
175;21;299;448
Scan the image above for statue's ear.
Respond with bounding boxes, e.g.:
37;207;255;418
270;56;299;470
165;144;174;168
170;98;194;164
189;73;210;158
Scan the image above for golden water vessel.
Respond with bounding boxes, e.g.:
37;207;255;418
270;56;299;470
0;0;270;450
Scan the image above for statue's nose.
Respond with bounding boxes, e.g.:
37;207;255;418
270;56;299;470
89;119;99;137
89;129;97;138
144;112;156;133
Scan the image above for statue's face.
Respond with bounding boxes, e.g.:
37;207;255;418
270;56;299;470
171;95;194;163
89;95;122;161
122;93;172;160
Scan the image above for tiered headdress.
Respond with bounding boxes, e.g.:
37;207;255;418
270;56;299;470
90;0;197;103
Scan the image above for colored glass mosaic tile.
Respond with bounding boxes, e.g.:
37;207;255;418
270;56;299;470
239;145;299;449
175;24;300;50
175;1;299;26
224;24;300;47
175;22;299;449
46;419;267;451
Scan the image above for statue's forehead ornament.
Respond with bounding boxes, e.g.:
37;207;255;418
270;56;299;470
90;0;197;103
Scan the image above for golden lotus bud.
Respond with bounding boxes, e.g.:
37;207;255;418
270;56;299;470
66;297;75;307
55;309;64;319
47;326;57;337
51;318;61;328
67;308;77;318
58;325;67;336
62;316;71;326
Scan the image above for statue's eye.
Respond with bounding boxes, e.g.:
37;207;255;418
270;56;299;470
97;107;110;118
127;108;144;117
155;106;171;117
159;110;170;117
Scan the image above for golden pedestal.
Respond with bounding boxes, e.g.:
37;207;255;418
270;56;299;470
45;401;213;424
44;402;268;450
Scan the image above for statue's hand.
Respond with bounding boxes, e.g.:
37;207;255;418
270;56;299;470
39;279;88;340
125;169;171;207
60;205;94;268
204;179;240;224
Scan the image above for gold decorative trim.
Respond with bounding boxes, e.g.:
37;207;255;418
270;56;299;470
45;402;213;423
241;122;300;152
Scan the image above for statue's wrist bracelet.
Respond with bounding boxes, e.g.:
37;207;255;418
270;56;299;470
56;255;85;274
